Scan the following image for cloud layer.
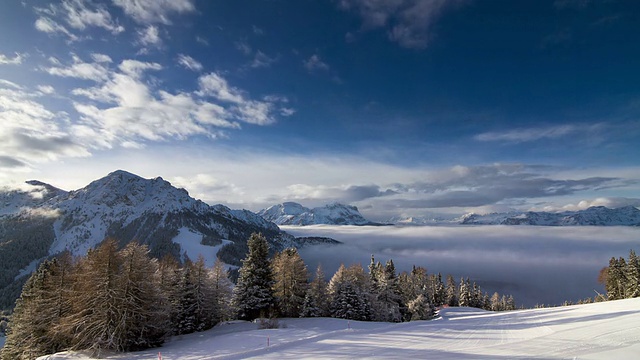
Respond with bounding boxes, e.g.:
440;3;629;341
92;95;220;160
286;225;640;306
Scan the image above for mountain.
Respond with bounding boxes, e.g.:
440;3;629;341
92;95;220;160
258;202;377;226
459;206;640;226
0;170;338;309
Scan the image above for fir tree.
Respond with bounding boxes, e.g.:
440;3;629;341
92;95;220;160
626;250;640;298
301;264;330;317
329;264;372;321
232;233;275;321
445;275;458;307
459;278;472;307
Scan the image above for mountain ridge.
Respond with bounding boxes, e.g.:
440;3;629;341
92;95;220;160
0;170;339;309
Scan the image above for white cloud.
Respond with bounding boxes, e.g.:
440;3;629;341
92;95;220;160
474;123;606;143
137;25;162;47
0;52;26;65
91;53;112;63
118;59;162;78
37;85;56;94
0;83;90;169
177;54;203;72
45;55;110;81
198;73;245;103
339;0;466;49
60;0;124;34
34;17;79;41
304;54;329;72
113;0;195;24
34;0;124;40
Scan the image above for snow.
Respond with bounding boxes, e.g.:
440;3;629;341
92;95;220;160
258;202;372;225
36;298;640;359
172;227;232;268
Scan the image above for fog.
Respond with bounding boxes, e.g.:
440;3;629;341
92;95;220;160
282;225;640;307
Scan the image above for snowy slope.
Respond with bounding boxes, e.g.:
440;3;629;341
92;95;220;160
38;298;640;359
459;206;640;226
258;202;376;226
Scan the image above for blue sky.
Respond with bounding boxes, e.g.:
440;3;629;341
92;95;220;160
1;0;639;220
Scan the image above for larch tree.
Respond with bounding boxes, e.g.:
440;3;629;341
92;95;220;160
210;257;234;323
1;255;74;360
115;242;168;350
272;248;308;317
232;233;275;320
62;238;124;356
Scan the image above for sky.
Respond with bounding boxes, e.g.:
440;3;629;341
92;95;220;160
1;0;639;221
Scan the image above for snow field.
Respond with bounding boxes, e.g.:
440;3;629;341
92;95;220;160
37;298;640;359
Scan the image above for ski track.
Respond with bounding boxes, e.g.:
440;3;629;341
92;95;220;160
36;298;640;360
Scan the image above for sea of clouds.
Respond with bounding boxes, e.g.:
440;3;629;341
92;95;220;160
282;225;640;307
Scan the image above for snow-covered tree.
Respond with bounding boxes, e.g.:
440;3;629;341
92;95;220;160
370;259;404;322
459;278;472;307
329;264;372;321
626;250;640;298
445;275;458;307
272;248;308;317
232;233;275;320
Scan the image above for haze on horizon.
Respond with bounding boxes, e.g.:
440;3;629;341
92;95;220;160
1;0;639;221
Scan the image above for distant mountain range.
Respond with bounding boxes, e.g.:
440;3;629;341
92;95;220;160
457;206;640;226
257;202;379;226
0;170;338;309
387;206;640;226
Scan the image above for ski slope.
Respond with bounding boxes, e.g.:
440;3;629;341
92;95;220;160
37;298;640;359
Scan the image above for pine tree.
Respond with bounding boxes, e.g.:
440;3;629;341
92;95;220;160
191;255;216;331
232;233;275;321
301;264;330;317
272;248;308;317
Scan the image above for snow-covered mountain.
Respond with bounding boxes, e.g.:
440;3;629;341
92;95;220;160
0;171;338;309
459;206;640;226
258;202;377;226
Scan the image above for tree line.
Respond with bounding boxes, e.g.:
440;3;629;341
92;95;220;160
1;233;515;359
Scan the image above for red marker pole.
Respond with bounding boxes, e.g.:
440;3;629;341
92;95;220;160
158;352;162;360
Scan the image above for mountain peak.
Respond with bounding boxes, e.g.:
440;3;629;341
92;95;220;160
258;202;376;226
